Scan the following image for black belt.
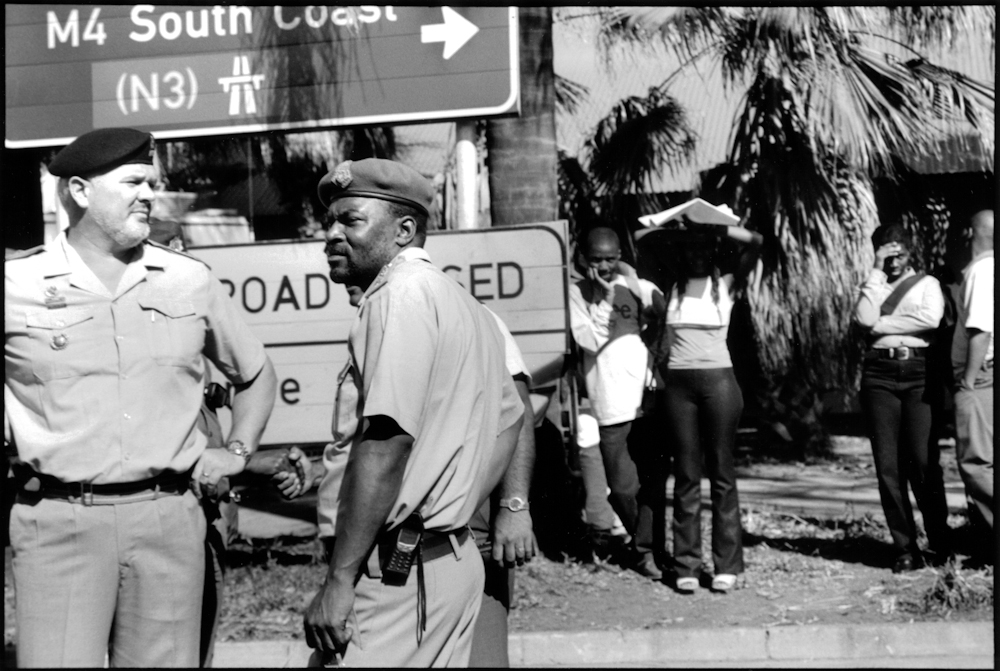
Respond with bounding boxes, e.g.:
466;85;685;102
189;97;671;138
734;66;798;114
865;346;927;361
20;468;191;503
376;526;469;566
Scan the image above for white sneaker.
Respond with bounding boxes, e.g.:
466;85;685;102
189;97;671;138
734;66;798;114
712;574;737;592
675;576;698;593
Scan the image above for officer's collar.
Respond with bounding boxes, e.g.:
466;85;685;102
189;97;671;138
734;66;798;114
358;246;432;305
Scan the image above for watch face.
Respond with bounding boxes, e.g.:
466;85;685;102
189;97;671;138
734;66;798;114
505;497;525;511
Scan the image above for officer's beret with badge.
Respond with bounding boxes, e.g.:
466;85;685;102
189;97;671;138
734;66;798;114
48;127;156;178
317;158;434;216
634;198;742;242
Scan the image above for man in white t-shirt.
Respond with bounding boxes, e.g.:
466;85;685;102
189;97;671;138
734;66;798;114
951;209;994;551
569;227;667;579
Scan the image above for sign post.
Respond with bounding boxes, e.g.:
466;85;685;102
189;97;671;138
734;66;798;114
5;5;518;147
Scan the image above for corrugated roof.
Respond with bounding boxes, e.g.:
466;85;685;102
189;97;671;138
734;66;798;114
554;12;738;192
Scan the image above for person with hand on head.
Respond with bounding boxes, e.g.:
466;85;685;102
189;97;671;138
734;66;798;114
854;222;951;572
4;127;276;668
569;226;668;581
636;198;761;594
950;210;994;559
303;158;524;668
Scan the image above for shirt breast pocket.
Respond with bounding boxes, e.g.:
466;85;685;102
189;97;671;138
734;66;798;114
138;299;203;367
24;307;95;380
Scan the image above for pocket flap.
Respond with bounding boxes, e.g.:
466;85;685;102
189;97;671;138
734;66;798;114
25;307;93;330
138;299;196;318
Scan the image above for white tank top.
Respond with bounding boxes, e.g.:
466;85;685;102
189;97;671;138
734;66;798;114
666;275;734;369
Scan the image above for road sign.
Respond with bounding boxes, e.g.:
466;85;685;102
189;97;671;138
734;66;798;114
5;5;519;148
189;222;570;447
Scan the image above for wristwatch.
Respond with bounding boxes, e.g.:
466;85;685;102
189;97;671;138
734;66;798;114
499;496;529;512
225;439;251;465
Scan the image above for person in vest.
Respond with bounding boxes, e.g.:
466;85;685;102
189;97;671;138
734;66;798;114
854;222;952;572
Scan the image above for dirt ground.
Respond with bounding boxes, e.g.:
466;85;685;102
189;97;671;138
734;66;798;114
4;441;993;651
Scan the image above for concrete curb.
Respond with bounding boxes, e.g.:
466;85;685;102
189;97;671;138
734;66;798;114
212;621;994;667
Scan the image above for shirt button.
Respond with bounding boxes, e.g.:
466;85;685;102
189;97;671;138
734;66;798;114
124;453;131;461
116;335;124;341
121;374;128;380
124;413;131;420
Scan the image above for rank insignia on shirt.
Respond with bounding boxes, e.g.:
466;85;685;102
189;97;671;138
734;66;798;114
44;286;67;309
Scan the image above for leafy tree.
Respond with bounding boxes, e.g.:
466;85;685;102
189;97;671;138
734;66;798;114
585;6;995;452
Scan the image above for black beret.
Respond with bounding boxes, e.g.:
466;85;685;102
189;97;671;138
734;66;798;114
318;158;434;216
48;128;156;178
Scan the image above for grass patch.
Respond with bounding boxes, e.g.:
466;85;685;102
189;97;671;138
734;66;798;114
217;537;327;642
902;559;994;617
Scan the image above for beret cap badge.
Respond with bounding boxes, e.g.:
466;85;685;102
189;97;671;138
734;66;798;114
332;161;353;188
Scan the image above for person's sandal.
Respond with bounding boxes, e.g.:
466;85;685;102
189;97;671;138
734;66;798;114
711;574;737;592
675;576;698;593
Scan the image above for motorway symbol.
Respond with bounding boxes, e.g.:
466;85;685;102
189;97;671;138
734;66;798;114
218;56;264;115
421;7;480;60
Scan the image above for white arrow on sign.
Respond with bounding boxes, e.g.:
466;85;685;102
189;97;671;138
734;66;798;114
421;7;480;60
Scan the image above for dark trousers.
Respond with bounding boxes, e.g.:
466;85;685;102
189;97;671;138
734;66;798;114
598;415;669;559
664;367;744;577
469;555;514;667
860;357;951;558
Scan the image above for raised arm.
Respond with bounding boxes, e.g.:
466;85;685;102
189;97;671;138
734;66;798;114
569;281;613;354
726;226;764;280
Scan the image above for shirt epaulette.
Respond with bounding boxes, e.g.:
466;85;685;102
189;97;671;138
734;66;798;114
4;245;46;262
144;239;211;268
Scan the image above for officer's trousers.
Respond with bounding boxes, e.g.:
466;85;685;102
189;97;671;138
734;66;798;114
338;535;485;667
10;489;206;668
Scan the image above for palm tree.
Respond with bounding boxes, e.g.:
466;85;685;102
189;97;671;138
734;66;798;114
487;6;560;226
591;6;995;452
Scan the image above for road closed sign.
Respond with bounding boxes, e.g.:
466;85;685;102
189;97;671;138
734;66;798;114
5;5;518;147
189;222;569;447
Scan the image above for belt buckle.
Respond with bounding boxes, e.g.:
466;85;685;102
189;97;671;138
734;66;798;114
896;346;911;360
78;482;95;506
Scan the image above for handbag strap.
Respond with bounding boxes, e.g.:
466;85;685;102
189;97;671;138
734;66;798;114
880;272;925;316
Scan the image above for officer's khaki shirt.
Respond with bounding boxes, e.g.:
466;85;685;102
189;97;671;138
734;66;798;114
5;232;267;483
317;247;523;535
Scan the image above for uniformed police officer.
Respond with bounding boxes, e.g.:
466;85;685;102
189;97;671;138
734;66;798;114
303;158;524;667
4;127;277;668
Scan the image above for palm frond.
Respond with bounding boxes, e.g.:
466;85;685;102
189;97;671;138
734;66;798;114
584;87;697;196
884;6;996;52
554;74;590;116
557;150;600;248
600;7;732;65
